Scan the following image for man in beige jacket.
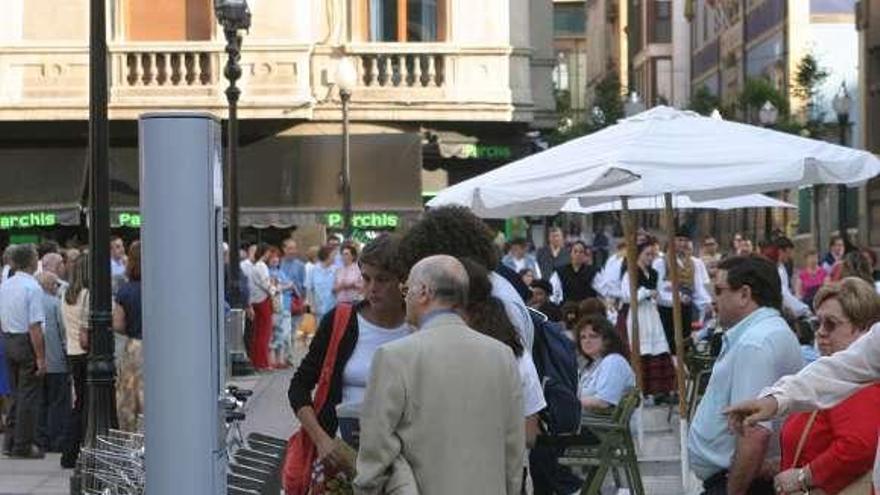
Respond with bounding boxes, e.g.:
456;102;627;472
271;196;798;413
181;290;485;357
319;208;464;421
354;255;525;495
725;323;880;492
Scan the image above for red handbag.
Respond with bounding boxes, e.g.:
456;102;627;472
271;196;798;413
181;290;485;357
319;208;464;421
290;292;306;316
290;287;306;316
282;303;352;495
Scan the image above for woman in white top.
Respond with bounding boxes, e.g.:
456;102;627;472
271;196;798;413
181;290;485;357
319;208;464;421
59;255;90;466
620;241;676;398
289;234;410;475
248;243;274;370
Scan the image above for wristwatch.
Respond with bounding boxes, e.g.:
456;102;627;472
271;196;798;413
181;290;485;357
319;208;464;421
797;467;811;494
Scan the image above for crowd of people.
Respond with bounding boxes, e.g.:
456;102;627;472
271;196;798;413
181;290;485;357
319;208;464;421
2;209;879;494
282;212;880;495
0;237;143;468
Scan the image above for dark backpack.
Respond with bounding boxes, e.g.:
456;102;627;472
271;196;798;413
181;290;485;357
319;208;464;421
529;308;581;435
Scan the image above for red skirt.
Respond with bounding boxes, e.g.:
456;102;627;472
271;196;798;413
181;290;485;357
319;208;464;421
641;353;675;396
251;298;273;369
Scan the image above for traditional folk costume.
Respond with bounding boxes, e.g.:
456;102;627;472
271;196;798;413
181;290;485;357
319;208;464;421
621;264;675;395
653;253;711;353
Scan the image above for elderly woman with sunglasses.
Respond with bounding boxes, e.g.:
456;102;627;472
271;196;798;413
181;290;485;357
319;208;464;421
772;277;880;495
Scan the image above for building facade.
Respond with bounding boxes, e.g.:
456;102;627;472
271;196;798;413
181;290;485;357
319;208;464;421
584;0;629;107
857;0;880;248
0;0;555;245
689;0;859;248
628;0;691;107
553;0;588;123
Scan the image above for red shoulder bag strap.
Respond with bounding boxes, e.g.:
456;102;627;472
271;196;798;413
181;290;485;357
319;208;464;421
312;303;353;413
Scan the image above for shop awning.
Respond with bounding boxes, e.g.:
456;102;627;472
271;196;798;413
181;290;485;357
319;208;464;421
107;148;142;227
238;133;424;228
423;129;531;161
0;148;87;228
97;133;424;229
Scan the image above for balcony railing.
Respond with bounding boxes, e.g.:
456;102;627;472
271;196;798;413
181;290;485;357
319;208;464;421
123;50;214;87
110;43;222;101
0;41;527;122
358;53;445;88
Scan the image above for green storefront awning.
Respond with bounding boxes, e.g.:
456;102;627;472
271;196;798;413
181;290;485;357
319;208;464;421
0;148;87;228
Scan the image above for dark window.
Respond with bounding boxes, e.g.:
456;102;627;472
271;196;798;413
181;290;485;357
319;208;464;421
554;3;586;37
651;0;672;43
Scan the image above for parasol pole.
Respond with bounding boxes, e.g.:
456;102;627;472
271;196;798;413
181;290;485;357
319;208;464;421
664;192;692;489
662;193;688;415
621;196;647;450
621;196;643;390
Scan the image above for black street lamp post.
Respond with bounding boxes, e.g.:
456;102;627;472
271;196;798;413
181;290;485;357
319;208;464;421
215;0;251;307
833;82;852;249
335;58;357;240
72;0;114;491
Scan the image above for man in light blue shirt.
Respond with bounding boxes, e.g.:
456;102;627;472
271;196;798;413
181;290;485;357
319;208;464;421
280;239;306;295
688;255;802;494
305;245;338;324
0;244;47;458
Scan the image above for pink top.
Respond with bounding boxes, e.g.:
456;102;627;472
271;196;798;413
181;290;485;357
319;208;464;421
334;263;363;303
799;267;827;296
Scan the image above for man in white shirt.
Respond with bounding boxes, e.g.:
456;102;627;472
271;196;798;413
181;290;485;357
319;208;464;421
594;241;627;301
109;236;127;291
0;244;47;458
774;237;810;318
502;238;542;280
653;229;713;352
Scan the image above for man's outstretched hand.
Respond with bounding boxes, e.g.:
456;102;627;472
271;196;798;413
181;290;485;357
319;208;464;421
723;396;779;435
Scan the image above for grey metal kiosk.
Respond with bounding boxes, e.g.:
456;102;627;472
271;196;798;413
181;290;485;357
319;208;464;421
140;113;227;495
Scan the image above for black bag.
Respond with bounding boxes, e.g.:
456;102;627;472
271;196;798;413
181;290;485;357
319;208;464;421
529;308;581;435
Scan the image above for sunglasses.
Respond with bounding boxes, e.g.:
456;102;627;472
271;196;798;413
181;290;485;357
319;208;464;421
816;317;849;334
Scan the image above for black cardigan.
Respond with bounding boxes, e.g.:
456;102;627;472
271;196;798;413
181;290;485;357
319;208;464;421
288;302;363;436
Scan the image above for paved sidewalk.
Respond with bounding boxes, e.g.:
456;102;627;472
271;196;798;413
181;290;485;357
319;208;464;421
0;365;299;495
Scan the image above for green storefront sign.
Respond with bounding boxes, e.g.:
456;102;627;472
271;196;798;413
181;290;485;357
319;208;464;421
0;212;57;230
118;212;142;228
325;212;399;230
460;144;513;160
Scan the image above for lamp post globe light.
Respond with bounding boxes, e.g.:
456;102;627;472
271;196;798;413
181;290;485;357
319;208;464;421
832;82;851;138
758;100;778;127
591;105;605;126
832;82;852;246
215;0;250;309
624;91;646;117
336;58;357;240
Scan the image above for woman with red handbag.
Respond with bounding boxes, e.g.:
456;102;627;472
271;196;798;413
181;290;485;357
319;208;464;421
285;234;411;494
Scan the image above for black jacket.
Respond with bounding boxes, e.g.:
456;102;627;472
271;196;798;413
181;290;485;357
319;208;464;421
288;302;364;436
558;263;599;303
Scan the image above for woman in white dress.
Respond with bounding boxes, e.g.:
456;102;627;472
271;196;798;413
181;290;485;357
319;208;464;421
620;241;676;398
